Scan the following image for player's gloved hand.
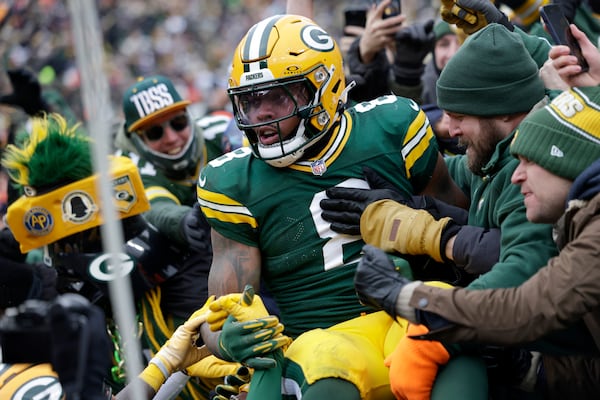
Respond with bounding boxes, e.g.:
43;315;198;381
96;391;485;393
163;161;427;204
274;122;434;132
141;296;214;390
207;285;270;331
0;68;49;116
361;199;461;262
393;19;435;85
212;285;291;369
321;166;409;235
210;366;252;400
218;315;291;369
386;323;451;400
440;0;513;35
354;244;412;319
180;203;211;253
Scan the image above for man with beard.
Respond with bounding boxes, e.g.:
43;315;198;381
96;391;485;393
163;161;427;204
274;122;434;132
321;23;560;399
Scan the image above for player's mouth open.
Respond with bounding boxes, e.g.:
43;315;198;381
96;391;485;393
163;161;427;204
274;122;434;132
258;130;279;145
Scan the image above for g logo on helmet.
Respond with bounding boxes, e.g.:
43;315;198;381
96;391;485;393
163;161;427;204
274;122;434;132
301;25;334;52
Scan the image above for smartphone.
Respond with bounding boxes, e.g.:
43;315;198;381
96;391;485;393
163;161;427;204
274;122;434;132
375;0;401;19
344;8;367;28
540;4;589;71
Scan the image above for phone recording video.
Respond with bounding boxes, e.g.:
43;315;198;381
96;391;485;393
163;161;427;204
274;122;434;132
540;4;589;72
344;8;367;28
379;0;401;19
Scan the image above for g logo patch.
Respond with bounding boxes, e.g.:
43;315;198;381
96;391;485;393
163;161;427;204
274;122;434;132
89;252;135;282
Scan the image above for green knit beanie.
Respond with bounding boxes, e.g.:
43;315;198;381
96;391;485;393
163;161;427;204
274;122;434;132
436;23;545;116
510;86;600;181
433;20;455;41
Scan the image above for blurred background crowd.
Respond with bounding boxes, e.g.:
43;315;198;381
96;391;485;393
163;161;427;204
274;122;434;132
0;0;439;123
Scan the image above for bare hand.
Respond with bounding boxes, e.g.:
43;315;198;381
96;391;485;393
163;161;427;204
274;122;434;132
539;58;570;91
548;24;600;88
359;0;405;64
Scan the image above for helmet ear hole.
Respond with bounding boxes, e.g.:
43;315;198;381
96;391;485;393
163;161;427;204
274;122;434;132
331;79;342;95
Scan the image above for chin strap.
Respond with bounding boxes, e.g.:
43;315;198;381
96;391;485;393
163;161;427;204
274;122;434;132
340;79;356;105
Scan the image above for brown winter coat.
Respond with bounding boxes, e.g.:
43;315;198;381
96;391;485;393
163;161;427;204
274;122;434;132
410;192;600;397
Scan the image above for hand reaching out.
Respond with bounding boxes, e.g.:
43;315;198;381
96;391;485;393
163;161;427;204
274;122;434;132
359;0;405;63
548;24;600;88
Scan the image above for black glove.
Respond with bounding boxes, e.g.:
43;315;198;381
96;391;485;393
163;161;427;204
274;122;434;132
29;263;58;301
393;19;435;85
125;224;186;289
480;345;535;387
321;166;409;235
0;226;26;262
49;293;111;400
407;194;468;225
0;68;50;116
180;203;211;253
441;0;514;35
354;244;412;319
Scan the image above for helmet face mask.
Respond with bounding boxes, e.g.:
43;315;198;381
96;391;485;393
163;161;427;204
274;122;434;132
230;76;317;162
228;15;346;167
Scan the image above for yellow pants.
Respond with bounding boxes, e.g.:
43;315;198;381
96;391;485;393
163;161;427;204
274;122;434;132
283;311;408;400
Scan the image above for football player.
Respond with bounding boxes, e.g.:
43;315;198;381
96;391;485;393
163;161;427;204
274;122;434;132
197;14;468;400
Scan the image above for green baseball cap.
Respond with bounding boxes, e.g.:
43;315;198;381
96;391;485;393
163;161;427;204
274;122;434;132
122;75;190;133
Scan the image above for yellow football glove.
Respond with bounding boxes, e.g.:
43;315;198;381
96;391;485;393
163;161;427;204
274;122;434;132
140;296;214;390
440;0;513;35
210;285;291;369
361;200;460;262
207;286;269;331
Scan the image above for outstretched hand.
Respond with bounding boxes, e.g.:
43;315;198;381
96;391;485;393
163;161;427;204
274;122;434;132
386;324;451;399
139;296;214;391
0;68;49;116
211;285;292;369
321;166;409;235
440;0;513;35
393;19;435;83
354;244;412;319
548;24;600;88
181;203;211;253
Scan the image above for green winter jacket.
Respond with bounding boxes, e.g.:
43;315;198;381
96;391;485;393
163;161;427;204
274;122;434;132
446;132;558;290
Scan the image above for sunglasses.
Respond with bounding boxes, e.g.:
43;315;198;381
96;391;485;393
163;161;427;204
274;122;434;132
138;114;189;142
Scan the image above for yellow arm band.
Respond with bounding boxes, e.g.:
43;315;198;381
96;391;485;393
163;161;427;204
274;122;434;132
140;359;168;392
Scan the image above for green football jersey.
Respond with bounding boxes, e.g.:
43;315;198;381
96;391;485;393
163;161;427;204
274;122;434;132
198;95;439;337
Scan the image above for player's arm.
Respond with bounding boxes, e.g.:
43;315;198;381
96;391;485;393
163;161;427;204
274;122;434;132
421;153;469;209
286;0;312;17
201;228;262;357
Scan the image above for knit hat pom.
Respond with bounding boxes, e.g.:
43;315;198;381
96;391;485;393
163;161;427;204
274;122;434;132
510;86;600;180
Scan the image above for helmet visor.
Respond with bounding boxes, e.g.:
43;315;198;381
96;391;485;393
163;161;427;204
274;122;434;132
230;79;312;141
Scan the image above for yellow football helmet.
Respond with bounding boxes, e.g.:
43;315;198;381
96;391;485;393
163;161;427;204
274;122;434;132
228;14;347;167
